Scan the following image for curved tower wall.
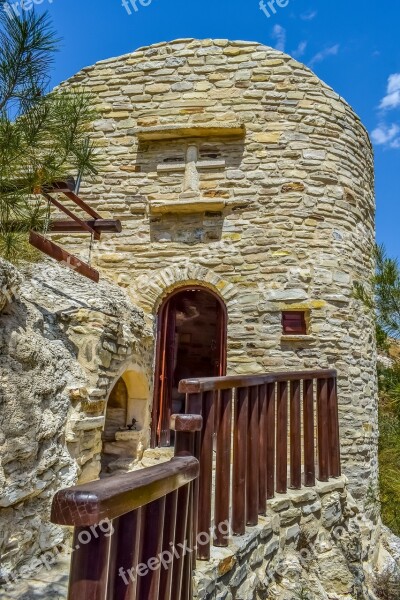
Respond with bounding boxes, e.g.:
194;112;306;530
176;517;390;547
58;39;376;504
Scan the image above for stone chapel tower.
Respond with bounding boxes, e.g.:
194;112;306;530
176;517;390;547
56;39;376;505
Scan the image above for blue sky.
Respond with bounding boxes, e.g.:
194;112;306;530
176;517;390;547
9;0;399;256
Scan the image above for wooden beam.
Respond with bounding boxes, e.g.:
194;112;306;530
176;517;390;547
29;231;100;283
43;192;101;241
49;219;122;234
63;191;101;220
41;179;102;220
2;219;122;234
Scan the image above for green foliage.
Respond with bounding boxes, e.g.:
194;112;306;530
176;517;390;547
378;364;400;536
0;8;98;262
356;243;400;536
355;244;400;349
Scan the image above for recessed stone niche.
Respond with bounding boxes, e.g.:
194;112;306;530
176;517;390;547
100;369;149;476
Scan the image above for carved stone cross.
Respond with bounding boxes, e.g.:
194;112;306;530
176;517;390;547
157;144;226;199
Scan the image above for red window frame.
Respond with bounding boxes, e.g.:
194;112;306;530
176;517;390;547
282;311;307;335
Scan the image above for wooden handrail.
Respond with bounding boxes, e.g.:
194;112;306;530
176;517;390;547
51;415;202;600
179;369;337;393
182;369;341;561
51;456;199;526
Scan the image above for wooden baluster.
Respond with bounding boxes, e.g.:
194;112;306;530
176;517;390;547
136;497;166;600
214;388;233;547
171;484;190;599
107;510;142;600
276;381;288;494
290;379;302;490
68;525;111;600
232;387;249;536
171;415;202;600
182;492;194;600
185;392;203;416
159;491;178;600
258;384;268;515
266;382;276;499
197;390;215;560
303;379;315;487
185;393;202;565
247;386;259;526
317;379;329;482
328;377;341;477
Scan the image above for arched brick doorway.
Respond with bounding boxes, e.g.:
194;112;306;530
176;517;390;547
151;286;227;447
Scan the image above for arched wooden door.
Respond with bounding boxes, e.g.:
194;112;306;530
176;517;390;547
151;287;227;447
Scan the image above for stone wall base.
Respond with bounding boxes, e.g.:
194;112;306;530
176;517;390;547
194;477;379;600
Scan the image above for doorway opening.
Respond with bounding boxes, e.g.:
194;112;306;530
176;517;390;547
152;287;227;447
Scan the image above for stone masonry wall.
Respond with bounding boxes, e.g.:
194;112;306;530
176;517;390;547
57;38;377;511
195;477;379;599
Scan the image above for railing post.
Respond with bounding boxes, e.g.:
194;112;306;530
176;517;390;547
290;379;302;489
317;379;330;482
159;491;178;600
232;387;248;535
68;526;111;600
107;510;142;600
214;388;232;547
247;386;259;526
171;415;202;599
184;393;202;562
328;377;341;477
266;382;276;499
197;391;215;560
136;498;166;600
276;381;288;494
258;384;268;514
303;379;315;487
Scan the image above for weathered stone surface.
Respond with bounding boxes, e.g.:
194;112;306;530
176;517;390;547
191;478;376;599
0;260;21;312
0;261;147;581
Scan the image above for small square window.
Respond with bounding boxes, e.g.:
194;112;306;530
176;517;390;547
282;311;307;335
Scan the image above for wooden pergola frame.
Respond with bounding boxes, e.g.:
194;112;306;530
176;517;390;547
27;179;122;282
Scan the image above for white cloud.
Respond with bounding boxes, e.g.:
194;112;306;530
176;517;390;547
308;45;340;68
379;73;400;110
371;123;400;147
300;10;317;21
272;24;286;52
292;41;307;60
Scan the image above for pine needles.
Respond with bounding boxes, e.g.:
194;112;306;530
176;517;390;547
0;7;99;262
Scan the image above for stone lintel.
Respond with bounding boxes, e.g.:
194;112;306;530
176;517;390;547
135;122;246;141
281;335;316;343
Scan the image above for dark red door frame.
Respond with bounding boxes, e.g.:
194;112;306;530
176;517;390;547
151;286;228;448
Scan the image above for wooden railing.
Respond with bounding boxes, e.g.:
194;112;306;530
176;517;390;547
179;369;341;560
51;415;202;600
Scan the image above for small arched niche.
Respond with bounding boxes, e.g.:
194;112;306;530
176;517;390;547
102;377;129;442
100;368;150;476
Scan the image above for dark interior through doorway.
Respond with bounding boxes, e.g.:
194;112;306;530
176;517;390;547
152;287;227;447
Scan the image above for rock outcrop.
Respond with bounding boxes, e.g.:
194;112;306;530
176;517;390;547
0;259;147;581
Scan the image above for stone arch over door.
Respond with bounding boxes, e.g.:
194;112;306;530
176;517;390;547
101;366;150;475
129;263;239;316
151;284;228;448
